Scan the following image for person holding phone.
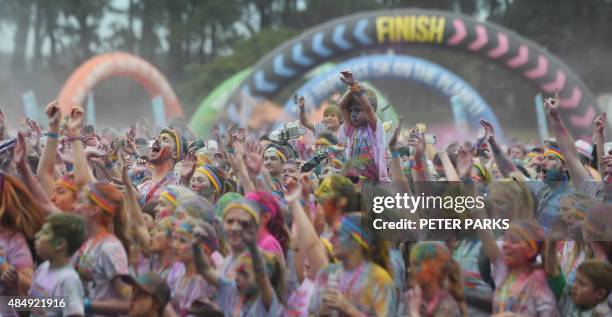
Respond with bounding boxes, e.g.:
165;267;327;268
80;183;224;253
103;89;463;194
336;71;389;183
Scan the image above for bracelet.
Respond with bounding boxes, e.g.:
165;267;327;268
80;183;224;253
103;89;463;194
84;298;92;312
105;161;115;169
412;164;425;172
45;132;59;139
350;82;366;96
64;136;83;143
227;148;235;154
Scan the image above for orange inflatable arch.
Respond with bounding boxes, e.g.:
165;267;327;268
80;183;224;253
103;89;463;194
57;52;184;119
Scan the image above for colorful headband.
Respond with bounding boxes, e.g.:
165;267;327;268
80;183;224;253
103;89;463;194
316;138;332;147
196;165;222;193
544;148;565;163
160;188;179;207
161;128;184;161
215;192;243;220
245;191;279;218
512;226;538;252
56;175;77;192
265;147;286;162
87;183;118;215
473;163;492;184
338;216;370;250
223;200;260;225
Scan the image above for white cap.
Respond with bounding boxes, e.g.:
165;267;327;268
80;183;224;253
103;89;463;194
574;139;592;160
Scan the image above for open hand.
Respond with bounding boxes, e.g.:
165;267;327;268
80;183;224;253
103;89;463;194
407;128;425;158
13;132;27;169
479;119;495;141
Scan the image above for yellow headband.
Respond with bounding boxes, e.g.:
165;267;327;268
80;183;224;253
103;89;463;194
544;148;565;162
161;131;181;159
223;201;260;225
512;227;538;252
195;166;221;193
161;190;178;207
265;148;287;162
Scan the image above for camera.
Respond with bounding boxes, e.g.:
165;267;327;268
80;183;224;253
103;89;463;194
270;121;305;142
301;146;330;173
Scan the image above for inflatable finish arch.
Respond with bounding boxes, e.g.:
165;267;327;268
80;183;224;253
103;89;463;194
282;54;503;138
58;52;183;119
237;9;600;139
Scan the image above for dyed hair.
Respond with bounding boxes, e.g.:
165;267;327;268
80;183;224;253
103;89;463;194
46;213;87;255
86;182;131;255
245;191;290;255
159;185;197;209
577;260;612;295
0;172;45;239
410;242;467;317
176;196;215;224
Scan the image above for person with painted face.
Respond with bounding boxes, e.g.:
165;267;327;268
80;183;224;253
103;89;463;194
264;143;294;194
138;127;187;204
308;214;397;316
190;164;226;203
314;175;360;231
480;117;571;234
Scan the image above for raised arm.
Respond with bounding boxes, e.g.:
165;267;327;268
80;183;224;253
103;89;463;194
121;156;151;249
593;113;606;175
458;146;501;261
337;89;352;129
68;107;95;190
481;119;526;181
340;71;377;129
544;92;589;187
193;243;220;288
298;96;315;132
14;132;61;216
37;101;62;195
287;181;328;280
388;118;411;193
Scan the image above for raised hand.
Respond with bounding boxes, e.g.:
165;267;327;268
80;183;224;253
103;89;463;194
594;112;606;135
479;119;495;142
340;70;357;86
389;116;403;151
13;132;27;169
244;141;264;174
297;95;305;113
180;153;197;179
45;101;61;128
543;91;561;122
68;106;85;137
456;146;473;179
407;128;425;159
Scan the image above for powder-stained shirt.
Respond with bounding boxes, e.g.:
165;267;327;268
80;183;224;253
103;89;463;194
491;255;560;316
308;261;396;317
338;119;389;182
258;232;284;262
138;172;177;205
29;261;85;317
167;262;216;317
0;230;33;317
286;278;316;317
216;276;284;317
71;234;129;302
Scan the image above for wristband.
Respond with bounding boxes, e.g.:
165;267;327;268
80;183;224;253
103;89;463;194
412;163;425;171
66;163;74;172
84;298;92;312
65;136;83;143
45;132;59;139
227;148;235;154
350;82;366;96
391;151;400;159
105;161;115;170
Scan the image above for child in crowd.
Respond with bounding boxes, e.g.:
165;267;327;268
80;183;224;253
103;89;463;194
298;95;342;137
29;213;87;317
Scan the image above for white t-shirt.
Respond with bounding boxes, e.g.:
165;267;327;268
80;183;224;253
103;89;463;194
29;261;85;317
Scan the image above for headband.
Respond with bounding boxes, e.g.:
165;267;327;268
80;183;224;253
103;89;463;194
195;165;223;193
410;242;450;263
510;222;544;253
215;192;243;220
544;148;565;163
223;200;260;225
56;175;77;192
87;183;118;215
160;188;179;207
245;192;279;218
265;147;286;162
161;128;184;161
473;163;492;184
338;216;370;250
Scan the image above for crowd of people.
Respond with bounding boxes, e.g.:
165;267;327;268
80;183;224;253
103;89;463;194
0;70;610;317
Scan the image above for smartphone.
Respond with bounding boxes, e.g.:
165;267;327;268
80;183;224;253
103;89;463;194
604;142;612;155
424;134;436;145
